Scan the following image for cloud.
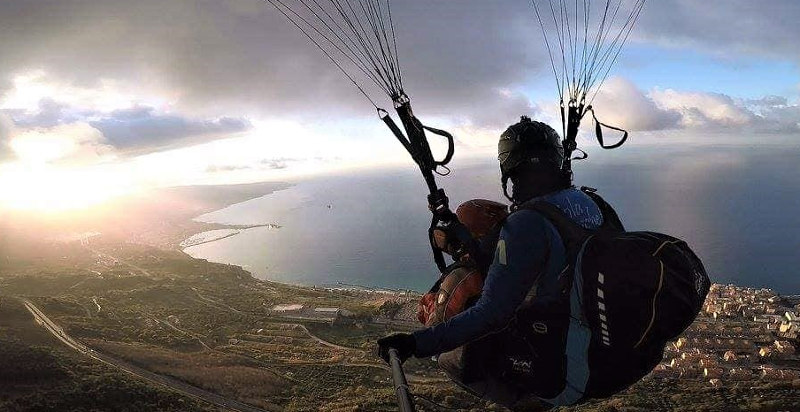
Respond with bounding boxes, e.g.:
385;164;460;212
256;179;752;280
7;122;115;165
260;157;300;170
205;164;251;173
204;157;304;174
0;1;543;124
636;1;800;62
88;106;251;151
0;0;796;164
2;95;251;154
746;97;800;133
592;78;681;131
590;78;800;135
0;114;14;161
650;89;757;129
10;98;69;128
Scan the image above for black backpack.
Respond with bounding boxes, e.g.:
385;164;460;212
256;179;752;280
513;188;710;403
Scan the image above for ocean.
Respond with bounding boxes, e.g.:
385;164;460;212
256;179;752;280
185;144;800;294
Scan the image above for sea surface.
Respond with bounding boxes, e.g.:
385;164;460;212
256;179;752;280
185;144;800;294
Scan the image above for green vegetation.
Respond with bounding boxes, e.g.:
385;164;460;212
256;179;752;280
2;229;799;411
0;297;213;412
0;237;487;411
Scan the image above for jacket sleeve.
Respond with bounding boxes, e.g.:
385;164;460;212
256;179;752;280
413;210;552;358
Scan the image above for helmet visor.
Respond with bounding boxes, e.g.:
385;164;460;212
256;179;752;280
498;137;520;174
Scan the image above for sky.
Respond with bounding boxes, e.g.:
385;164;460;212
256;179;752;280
0;0;798;211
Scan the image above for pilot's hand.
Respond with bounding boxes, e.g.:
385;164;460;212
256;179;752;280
376;333;416;364
428;189;455;222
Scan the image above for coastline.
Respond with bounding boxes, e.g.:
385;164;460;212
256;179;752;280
177;188;426;293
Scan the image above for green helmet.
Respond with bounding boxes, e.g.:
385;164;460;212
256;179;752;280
498;116;564;177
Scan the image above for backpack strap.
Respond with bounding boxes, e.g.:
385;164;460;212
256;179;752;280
580;186;625;232
519;201;590;254
516;201;595;406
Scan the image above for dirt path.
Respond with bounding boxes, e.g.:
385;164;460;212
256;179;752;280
155;318;213;351
191;287;244;314
289;323;359;352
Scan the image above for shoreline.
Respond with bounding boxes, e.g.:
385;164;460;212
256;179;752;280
175;189;420;293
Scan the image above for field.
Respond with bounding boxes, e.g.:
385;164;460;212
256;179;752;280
0;237;488;411
0;297;214;412
2;203;799;411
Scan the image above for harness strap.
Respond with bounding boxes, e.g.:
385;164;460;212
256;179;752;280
541;238;593;406
515;194;622;406
588;106;628;149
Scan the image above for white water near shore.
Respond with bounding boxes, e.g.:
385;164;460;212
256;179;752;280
180;229;242;248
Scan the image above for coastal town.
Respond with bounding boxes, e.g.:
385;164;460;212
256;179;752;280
651;283;800;387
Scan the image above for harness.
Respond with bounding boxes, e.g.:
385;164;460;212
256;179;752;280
511;188;624;406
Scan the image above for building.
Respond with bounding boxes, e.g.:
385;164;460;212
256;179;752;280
314;307;341;315
272;304;304;312
774;340;796;355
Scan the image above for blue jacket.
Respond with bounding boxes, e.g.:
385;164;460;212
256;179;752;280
413;187;604;357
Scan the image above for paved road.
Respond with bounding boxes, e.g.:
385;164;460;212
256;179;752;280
23;299;269;412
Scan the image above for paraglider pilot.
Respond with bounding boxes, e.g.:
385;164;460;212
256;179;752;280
378;116;617;408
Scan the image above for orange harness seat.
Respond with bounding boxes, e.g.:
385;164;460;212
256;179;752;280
418;199;508;326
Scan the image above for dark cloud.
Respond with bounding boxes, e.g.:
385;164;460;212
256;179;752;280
9;98;69;128
0;1;542;127
636;1;800;60
0;98;251;154
88;106;251;150
0;0;797;155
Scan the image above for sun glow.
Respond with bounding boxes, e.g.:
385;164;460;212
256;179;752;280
0;69;401;214
0;163;136;212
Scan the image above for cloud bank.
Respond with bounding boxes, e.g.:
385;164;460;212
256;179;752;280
0;0;797;169
592;78;800;135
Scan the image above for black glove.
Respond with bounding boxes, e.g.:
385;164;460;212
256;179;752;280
376;333;416;364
